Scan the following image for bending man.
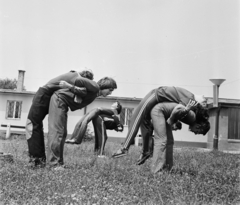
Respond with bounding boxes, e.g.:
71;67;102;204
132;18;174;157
66;101;124;156
140;102;210;174
47;77;117;168
112;86;207;158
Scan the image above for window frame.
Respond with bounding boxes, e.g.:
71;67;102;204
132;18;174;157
120;107;134;127
6;100;22;120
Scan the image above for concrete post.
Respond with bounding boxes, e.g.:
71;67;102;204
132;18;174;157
6;123;11;139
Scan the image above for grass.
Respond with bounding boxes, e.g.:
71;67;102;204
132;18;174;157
0;138;240;205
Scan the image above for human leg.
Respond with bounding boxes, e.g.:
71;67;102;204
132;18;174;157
165;128;174;170
65;116;85;144
137;117;154;165
47;94;68;167
26;88;51;166
150;105;172;174
112;89;157;158
68;108;101;144
92;116;108;156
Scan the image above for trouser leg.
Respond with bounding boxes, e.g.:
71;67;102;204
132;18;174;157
123;89;157;150
165;129;174;170
140;117;154;154
71;109;100;144
47;94;68;166
93;116;107;155
70;117;85;143
26;88;51;164
150;106;173;174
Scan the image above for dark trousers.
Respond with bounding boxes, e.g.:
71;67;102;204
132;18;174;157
26;87;51;163
92;116;108;155
123;89;157;150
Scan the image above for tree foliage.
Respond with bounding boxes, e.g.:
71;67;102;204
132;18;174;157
0;78;17;89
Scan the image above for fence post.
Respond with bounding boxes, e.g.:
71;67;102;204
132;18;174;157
6;123;11;139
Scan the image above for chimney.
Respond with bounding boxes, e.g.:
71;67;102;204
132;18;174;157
17;70;25;91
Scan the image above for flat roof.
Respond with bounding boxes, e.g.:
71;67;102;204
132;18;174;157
0;89;239;105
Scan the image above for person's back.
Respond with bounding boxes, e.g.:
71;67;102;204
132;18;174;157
43;71;78;93
155;86;195;106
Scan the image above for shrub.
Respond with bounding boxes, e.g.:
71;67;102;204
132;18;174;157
82;126;94;142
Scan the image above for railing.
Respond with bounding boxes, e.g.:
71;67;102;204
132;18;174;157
0;124;25;139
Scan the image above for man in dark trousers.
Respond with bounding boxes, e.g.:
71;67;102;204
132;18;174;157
112;86;208;158
47;77;117;168
26;70;97;167
66;101;124;156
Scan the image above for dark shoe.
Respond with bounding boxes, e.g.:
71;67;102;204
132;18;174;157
136;152;152;165
112;148;128;158
65;139;77;144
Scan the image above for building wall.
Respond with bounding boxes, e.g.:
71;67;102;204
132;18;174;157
0;92;33;131
207;107;240;151
1;92;239;150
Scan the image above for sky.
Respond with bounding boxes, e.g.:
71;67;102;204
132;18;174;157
0;0;240;99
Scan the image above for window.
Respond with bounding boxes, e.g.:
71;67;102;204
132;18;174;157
228;108;240;140
120;107;134;126
6;100;22;119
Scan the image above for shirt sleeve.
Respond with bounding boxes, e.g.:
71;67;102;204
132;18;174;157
74;77;99;93
167;104;196;125
69;86;87;97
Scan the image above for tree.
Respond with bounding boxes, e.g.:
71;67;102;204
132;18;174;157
0;78;17;89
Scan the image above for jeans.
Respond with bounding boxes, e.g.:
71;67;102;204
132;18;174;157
47;94;68;166
150;104;174;174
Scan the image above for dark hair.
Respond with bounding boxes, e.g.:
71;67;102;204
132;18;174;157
116;101;122;114
175;121;182;130
79;70;94;80
97;77;117;90
193;120;210;135
195;104;209;121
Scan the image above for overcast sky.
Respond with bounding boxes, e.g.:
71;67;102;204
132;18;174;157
0;0;239;99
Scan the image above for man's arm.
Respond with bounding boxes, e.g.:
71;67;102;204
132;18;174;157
167;102;197;126
59;81;87;97
74;76;99;93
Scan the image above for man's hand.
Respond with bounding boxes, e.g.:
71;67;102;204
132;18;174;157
186;99;199;111
74;87;86;91
117;124;124;132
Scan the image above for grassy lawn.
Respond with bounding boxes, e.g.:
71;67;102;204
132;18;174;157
0;138;240;205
